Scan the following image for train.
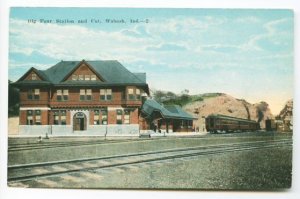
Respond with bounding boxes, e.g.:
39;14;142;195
205;114;260;133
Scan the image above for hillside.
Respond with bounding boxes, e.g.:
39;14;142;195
182;93;273;131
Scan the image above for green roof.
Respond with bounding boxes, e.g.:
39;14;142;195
142;99;196;120
14;60;148;89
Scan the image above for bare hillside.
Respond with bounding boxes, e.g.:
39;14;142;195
183;93;273;131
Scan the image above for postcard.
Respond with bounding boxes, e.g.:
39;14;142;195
7;7;293;190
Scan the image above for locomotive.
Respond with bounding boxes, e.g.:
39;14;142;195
205;114;260;133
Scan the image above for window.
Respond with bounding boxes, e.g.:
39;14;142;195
128;88;134;100
80;89;85;100
91;75;96;81
72;74;97;81
27;89;40;100
72;75;77;80
101;109;108;125
94;110;100;125
61;110;66;125
35;110;41;125
26;110;33;125
124;110;130;124
94;109;108;125
57;90;62;101
63;90;69;101
116;109;123;124
53;110;66;125
100;89;112;101
54;111;59;125
136;89;141;100
80;89;92;101
26;110;42;125
85;75;90;81
57;89;69;101
86;89;92;100
31;73;37;80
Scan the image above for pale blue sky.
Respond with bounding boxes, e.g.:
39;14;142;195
9;8;294;114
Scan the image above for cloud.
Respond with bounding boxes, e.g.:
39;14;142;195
9;14;293;78
201;44;241;53
146;43;187;51
241;18;293;52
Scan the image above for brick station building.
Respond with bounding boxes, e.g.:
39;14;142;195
13;60;195;136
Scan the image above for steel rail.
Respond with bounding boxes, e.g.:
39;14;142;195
8;139;292;183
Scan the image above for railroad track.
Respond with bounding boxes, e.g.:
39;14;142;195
8;138;155;152
8;139;292;183
8;133;287;152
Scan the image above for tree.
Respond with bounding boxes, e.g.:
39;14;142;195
8;80;20;116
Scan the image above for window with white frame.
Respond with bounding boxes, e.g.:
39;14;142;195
94;110;100;125
78;75;84;80
31;73;37;80
116;109;123;124
86;89;92;100
101;109;108;124
136;89;141;100
54;111;59;125
128;88;134;100
56;89;69;101
91;75;96;81
85;75;90;81
100;89;112;101
72;75;77;80
27;89;40;100
93;108;108;125
35;110;41;125
124;109;130;124
61;110;66;125
26;110;33;125
53;110;66;125
80;89;92;101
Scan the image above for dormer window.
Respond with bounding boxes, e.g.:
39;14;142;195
85;75;90;81
79;75;84;81
31;73;37;80
91;75;96;81
72;75;77;80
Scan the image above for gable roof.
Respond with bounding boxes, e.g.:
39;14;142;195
141;99;196;120
14;60;148;90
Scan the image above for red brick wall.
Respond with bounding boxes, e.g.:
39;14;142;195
19;110;49;125
50;87;142;107
89;111;94;125
41;110;48;125
130;108;139;124
19;88;49;106
66;110;71;125
19;110;27;125
108;109;116;124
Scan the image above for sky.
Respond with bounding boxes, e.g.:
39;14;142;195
8;8;294;115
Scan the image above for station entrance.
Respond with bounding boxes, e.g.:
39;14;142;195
73;112;87;131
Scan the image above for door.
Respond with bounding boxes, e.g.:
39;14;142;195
73;112;86;131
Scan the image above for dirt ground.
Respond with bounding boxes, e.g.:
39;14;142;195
8;117;19;135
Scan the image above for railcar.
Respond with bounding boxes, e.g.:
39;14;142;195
205;114;259;133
